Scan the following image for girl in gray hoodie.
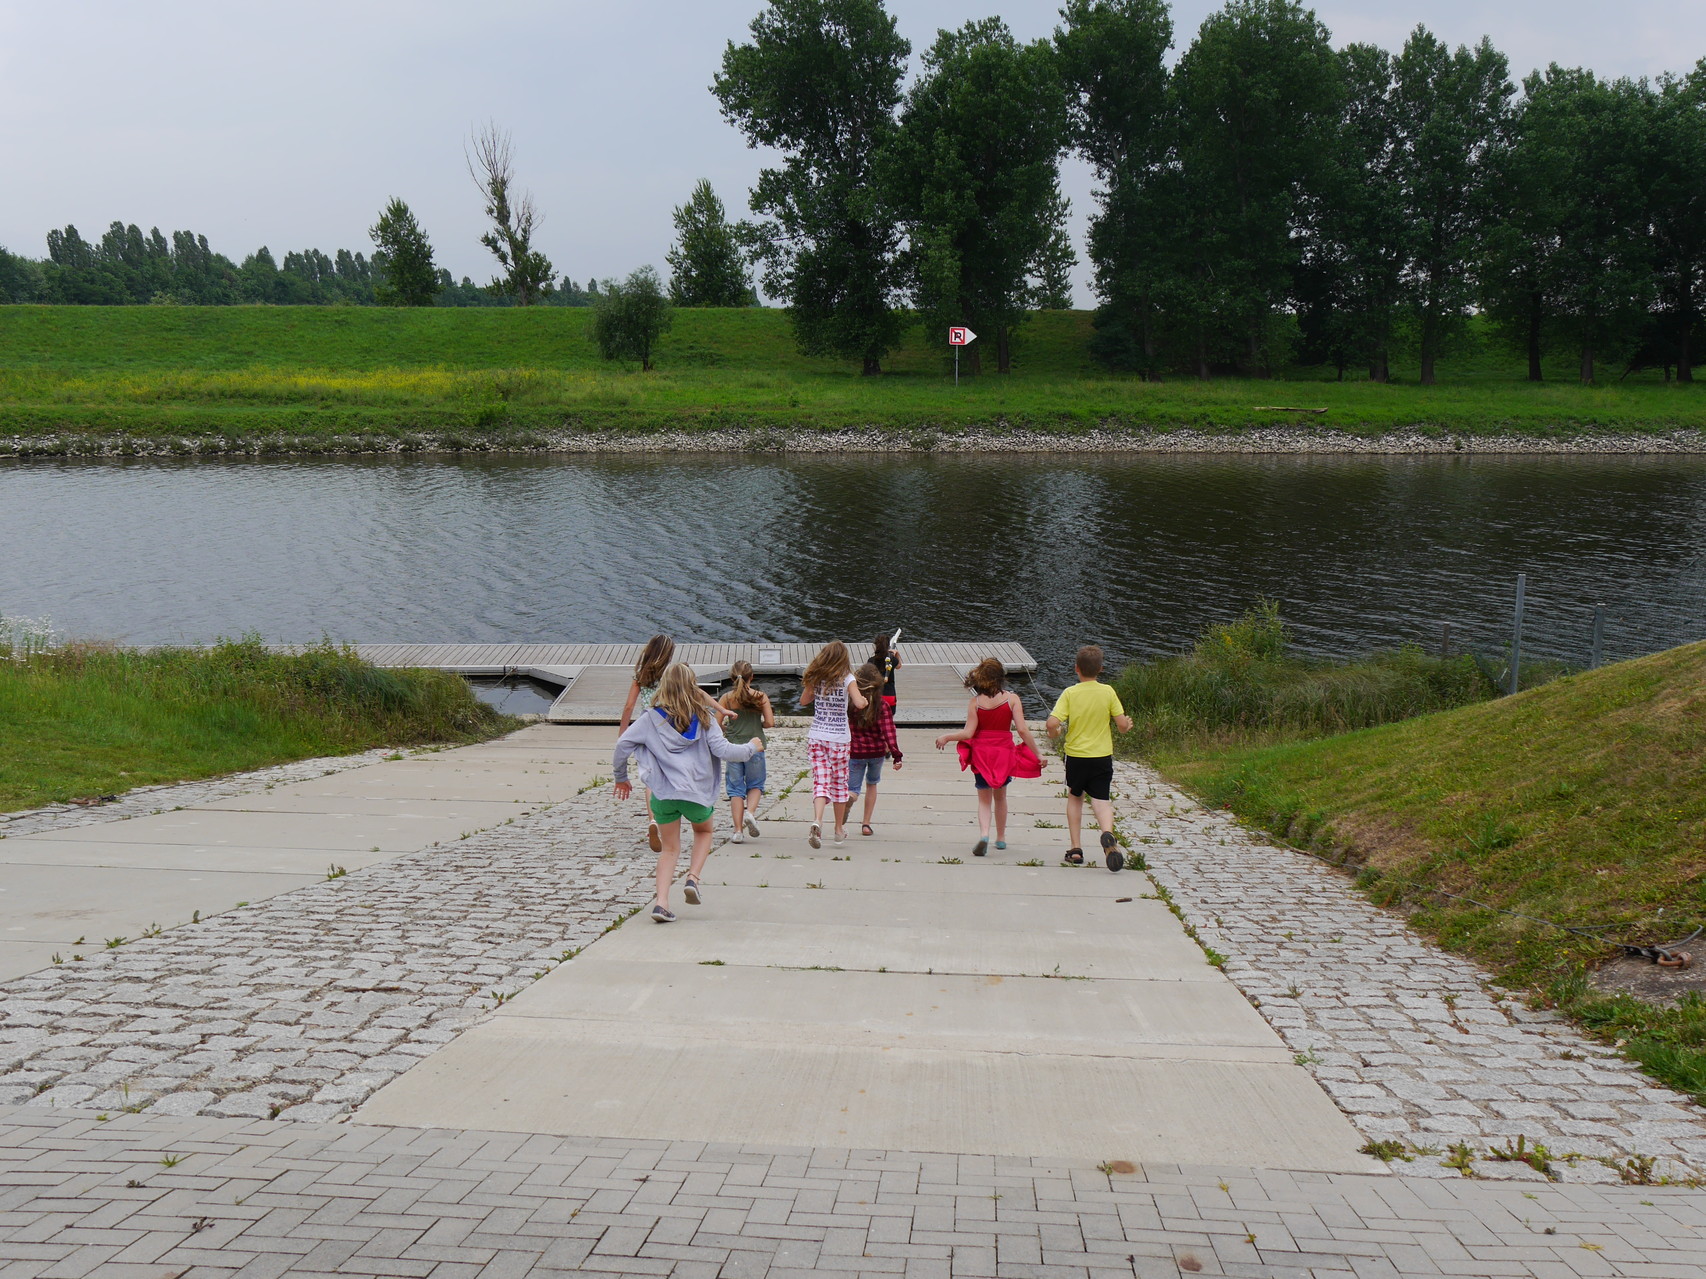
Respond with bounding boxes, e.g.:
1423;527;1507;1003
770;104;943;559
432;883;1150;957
614;663;765;923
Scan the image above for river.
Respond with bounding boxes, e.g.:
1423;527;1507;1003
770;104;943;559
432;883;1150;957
3;452;1703;698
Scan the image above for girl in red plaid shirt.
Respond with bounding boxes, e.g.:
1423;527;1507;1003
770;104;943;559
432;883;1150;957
847;663;903;837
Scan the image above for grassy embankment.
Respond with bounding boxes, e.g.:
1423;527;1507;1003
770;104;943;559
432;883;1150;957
1131;626;1706;1107
0;634;513;811
2;305;1703;447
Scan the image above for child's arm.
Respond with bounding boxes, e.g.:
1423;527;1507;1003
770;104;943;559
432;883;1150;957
706;717;764;760
882;705;903;767
611;720;645;798
618;681;640;735
1010;693;1043;756
1045;715;1063;738
846;675;868;711
798;683;816;708
935;699;977;749
759;691;776;729
1114;713;1133;733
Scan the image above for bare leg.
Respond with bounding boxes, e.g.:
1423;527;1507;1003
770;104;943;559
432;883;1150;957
654;820;682;908
1066;792;1084;849
862;784;878;825
686;820;715;879
833;800;849;839
1090;797;1114;837
813;795;828;826
729;795;744;830
992;785;1008;841
977;788;993;837
746;788;763;818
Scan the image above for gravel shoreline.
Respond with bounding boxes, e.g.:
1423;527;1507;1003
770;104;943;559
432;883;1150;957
4;424;1706;459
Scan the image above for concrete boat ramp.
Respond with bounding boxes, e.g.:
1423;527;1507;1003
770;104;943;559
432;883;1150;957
353;724;1370;1173
318;641;1039;726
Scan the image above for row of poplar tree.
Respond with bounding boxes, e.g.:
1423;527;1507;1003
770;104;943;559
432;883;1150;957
718;0;1706;381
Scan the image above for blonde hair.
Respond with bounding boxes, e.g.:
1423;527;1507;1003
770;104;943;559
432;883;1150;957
721;659;765;712
634;634;675;689
801;641;852;691
964;657;1006;697
653;663;713;732
852;662;885;727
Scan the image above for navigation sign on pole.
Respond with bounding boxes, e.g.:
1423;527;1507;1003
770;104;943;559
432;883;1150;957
948;326;977;385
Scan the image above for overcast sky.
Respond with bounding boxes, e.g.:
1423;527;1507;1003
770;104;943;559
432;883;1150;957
3;1;1702;304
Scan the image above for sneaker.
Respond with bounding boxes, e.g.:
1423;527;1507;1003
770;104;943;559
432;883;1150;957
808;823;822;850
731;830;746;845
650;904;676;924
973;837;988;858
833;829;846;847
744;813;761;838
647;821;662;853
1102;831;1125;873
684;878;702;906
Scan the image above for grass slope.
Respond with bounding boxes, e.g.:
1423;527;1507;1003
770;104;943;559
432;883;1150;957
2;305;1703;442
0;639;513;811
1159;641;1706;1101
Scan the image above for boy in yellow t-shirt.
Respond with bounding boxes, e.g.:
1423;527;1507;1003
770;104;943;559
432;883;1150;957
1045;644;1133;871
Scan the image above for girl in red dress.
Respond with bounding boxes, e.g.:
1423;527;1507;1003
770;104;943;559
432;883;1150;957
933;657;1044;859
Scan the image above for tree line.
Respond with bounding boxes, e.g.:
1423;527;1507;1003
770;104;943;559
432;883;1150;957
716;0;1705;381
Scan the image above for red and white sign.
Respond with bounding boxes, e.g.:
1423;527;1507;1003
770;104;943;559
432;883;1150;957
947;326;977;346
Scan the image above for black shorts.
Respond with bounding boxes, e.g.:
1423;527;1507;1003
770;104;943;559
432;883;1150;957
1063;754;1114;802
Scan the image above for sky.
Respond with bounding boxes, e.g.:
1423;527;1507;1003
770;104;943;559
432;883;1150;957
2;0;1703;305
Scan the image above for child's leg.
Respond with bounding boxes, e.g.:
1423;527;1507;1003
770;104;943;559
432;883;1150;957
976;787;993;836
729;792;746;829
654;819;682;907
1090;796;1114;835
686;819;715;879
833;799;850;837
1065;792;1084;849
746;788;763;817
862;783;878;825
992;785;1008;841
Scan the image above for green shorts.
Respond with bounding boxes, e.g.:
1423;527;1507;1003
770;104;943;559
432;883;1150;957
649;796;715;826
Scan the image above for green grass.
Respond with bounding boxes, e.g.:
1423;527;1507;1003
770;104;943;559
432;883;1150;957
1111;599;1558;755
1155;640;1706;1103
0;636;513;811
1;305;1702;446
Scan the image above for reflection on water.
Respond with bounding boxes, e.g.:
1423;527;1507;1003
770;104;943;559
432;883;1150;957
2;451;1703;697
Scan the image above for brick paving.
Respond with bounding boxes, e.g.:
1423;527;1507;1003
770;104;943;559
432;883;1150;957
1;1107;1702;1278
1117;763;1706;1184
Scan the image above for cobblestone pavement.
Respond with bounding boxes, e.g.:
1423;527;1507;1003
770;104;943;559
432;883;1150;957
0;734;810;1125
1;1107;1703;1279
0;749;397;839
1116;763;1706;1185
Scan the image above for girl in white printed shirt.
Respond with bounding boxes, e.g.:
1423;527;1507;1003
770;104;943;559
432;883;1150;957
797;641;867;848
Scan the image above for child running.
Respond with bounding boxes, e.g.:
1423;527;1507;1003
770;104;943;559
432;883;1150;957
613;663;764;923
934;657;1043;858
718;659;774;843
619;634;675;853
1045;644;1134;872
871;632;902;712
798;640;867;848
847;662;902;837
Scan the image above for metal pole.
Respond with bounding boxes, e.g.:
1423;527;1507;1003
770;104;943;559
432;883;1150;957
954;346;959;387
1508;572;1526;695
1590;605;1605;669
1440;622;1451;659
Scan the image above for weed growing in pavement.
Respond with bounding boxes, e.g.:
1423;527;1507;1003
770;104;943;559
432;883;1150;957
1444;1143;1477;1175
937;856;962;864
576;774;610;794
325;864;347;880
805;881;825;889
1359;1139;1410;1162
159;1154;182;1168
104;937;126;949
1292;1048;1322;1066
1017;859;1045;866
699;960;725;966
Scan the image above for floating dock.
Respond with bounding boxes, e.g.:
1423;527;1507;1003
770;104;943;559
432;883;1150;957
334;642;1038;727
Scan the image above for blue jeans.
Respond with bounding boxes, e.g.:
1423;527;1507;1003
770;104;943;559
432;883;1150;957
847;755;884;796
725;755;767;799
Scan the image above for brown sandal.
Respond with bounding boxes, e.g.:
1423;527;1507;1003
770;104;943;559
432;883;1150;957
861;824;874;836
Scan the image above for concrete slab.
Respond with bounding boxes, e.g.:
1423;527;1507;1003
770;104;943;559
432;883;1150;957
0;862;317;944
673;882;1174;935
584;915;1212;981
704;856;1136;898
0;941;73;981
190;795;549;821
354;1018;1371;1170
24;810;473;853
282;769;579;803
0;837;401;877
505;960;1286;1057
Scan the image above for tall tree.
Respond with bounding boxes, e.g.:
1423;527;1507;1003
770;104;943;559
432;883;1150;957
714;0;909;374
1056;0;1174;375
886;18;1068;373
1170;0;1341;375
1648;66;1706;380
666;180;754;306
1029;191;1077;310
369;198;439;307
1392;28;1512;384
466;123;555;306
592;266;675;371
1298;42;1407;380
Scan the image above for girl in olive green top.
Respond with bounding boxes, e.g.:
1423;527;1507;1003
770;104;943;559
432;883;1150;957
719;660;775;842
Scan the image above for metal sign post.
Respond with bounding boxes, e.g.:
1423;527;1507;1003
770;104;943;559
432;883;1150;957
1508;572;1526;695
947;326;977;385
